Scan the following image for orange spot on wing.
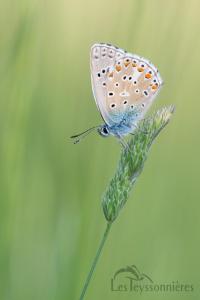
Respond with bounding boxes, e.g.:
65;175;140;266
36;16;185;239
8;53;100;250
145;73;152;79
108;72;114;77
124;61;130;67
152;85;158;90
116;65;122;72
137;67;144;72
132;63;137;67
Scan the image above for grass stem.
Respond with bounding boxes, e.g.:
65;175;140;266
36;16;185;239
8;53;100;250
79;222;112;300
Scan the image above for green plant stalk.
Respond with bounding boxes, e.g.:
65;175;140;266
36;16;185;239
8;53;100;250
79;106;174;300
79;222;112;300
102;105;175;222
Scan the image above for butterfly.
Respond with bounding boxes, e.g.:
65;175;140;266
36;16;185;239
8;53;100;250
71;43;163;146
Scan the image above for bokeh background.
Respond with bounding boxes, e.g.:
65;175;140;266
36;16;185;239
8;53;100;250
0;0;200;299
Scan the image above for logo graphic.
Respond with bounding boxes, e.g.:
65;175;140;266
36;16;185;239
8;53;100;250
111;264;194;294
111;264;153;292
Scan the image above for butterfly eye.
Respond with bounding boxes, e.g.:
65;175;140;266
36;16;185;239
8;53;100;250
103;127;108;133
99;126;109;137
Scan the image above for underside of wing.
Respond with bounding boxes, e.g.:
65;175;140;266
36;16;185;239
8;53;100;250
90;43;163;128
104;54;163;127
90;43;126;126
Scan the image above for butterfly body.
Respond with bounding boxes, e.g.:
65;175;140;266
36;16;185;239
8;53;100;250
98;109;140;138
71;43;163;144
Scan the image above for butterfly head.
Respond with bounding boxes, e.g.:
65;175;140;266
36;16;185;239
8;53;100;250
98;125;110;137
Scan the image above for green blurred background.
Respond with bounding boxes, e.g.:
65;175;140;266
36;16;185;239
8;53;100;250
0;0;200;299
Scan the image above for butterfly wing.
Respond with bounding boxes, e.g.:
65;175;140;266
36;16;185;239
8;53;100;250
90;43;163;130
90;43;125;126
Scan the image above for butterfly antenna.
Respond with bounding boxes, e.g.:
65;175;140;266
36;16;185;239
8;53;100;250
70;126;100;144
